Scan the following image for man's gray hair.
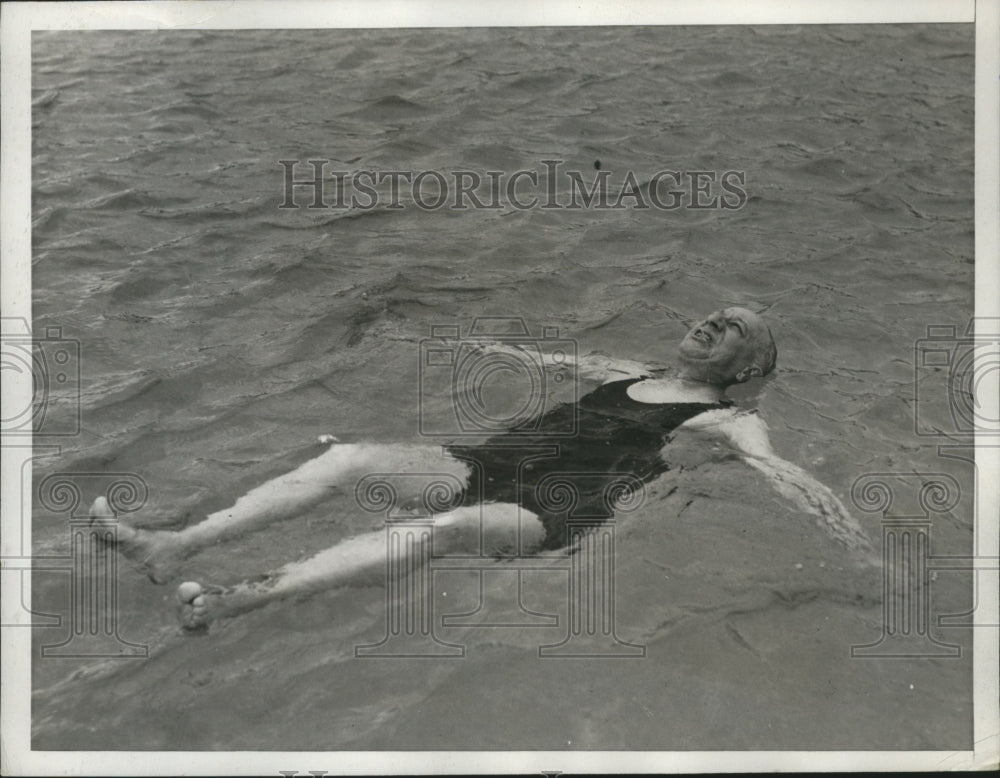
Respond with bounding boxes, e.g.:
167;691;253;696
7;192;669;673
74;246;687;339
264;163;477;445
757;326;778;376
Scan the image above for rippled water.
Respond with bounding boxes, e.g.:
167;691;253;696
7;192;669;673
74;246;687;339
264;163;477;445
30;25;974;751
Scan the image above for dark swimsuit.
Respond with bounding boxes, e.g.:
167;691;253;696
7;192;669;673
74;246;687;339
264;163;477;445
446;378;729;549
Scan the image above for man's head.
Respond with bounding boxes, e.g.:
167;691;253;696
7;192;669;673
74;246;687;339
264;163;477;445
677;307;777;386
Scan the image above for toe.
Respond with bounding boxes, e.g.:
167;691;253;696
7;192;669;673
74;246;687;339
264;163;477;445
89;496;115;522
177;581;202;603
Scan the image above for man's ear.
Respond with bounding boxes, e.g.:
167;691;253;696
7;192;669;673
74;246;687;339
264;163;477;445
735;365;764;383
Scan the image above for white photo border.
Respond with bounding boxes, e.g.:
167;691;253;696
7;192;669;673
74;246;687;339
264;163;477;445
2;0;996;774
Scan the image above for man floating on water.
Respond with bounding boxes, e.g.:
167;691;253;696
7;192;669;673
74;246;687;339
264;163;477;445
90;307;874;630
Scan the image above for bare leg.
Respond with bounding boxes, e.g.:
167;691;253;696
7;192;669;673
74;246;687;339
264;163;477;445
177;503;544;630
91;442;465;583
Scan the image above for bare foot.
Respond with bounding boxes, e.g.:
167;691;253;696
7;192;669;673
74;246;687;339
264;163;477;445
176;581;221;631
89;496;187;584
175;579;273;631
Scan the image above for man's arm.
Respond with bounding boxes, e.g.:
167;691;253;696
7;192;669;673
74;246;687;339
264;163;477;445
677;408;875;557
571;353;664;384
473;342;663;385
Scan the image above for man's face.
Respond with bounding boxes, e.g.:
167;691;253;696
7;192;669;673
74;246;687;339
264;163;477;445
678;307;766;382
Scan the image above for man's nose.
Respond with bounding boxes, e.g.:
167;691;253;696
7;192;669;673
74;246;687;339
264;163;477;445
706;312;725;329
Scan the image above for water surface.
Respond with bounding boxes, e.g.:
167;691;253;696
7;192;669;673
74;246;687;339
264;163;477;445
30;25;974;751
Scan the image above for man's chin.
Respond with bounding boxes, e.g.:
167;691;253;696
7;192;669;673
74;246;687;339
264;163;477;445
678;341;710;361
678;351;740;385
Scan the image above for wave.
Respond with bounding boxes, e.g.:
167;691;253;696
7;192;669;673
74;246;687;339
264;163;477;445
139;196;265;221
147;100;223;121
75;188;163;212
346;95;429;121
258;205;402;230
31;89;60;110
709;71;758;88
